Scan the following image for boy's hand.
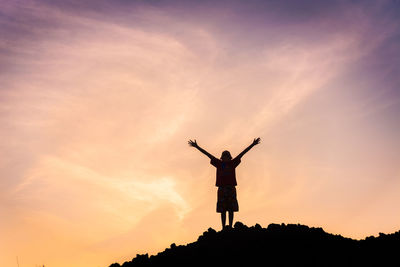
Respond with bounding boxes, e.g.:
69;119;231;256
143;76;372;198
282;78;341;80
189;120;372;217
252;137;261;146
188;139;198;148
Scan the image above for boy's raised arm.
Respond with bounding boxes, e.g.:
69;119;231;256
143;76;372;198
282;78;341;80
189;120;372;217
235;137;261;159
188;139;217;160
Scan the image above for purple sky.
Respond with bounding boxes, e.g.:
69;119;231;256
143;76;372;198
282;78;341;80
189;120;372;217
1;1;400;266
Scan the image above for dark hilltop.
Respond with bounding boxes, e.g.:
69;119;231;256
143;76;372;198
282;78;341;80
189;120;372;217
109;222;400;267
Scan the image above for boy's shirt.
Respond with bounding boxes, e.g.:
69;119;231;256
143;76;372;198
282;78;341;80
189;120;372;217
210;157;241;187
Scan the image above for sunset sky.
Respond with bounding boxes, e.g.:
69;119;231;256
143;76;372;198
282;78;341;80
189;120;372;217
1;0;400;266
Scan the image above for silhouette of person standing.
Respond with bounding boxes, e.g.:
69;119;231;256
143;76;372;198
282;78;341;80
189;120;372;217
188;137;261;230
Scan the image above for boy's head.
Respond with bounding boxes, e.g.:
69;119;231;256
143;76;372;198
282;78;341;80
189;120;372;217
220;150;232;162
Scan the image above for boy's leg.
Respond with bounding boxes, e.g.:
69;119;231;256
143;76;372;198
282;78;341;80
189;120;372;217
221;211;226;229
228;211;234;227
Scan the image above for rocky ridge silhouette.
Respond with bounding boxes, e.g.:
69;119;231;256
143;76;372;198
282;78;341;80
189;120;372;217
109;222;400;267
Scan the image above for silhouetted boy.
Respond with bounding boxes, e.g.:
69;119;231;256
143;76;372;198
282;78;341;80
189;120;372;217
188;137;261;230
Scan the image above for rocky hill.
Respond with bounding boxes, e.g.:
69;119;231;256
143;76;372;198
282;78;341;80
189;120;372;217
109;222;400;267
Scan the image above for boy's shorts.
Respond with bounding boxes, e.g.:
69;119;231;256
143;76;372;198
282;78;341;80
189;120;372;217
217;185;239;213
